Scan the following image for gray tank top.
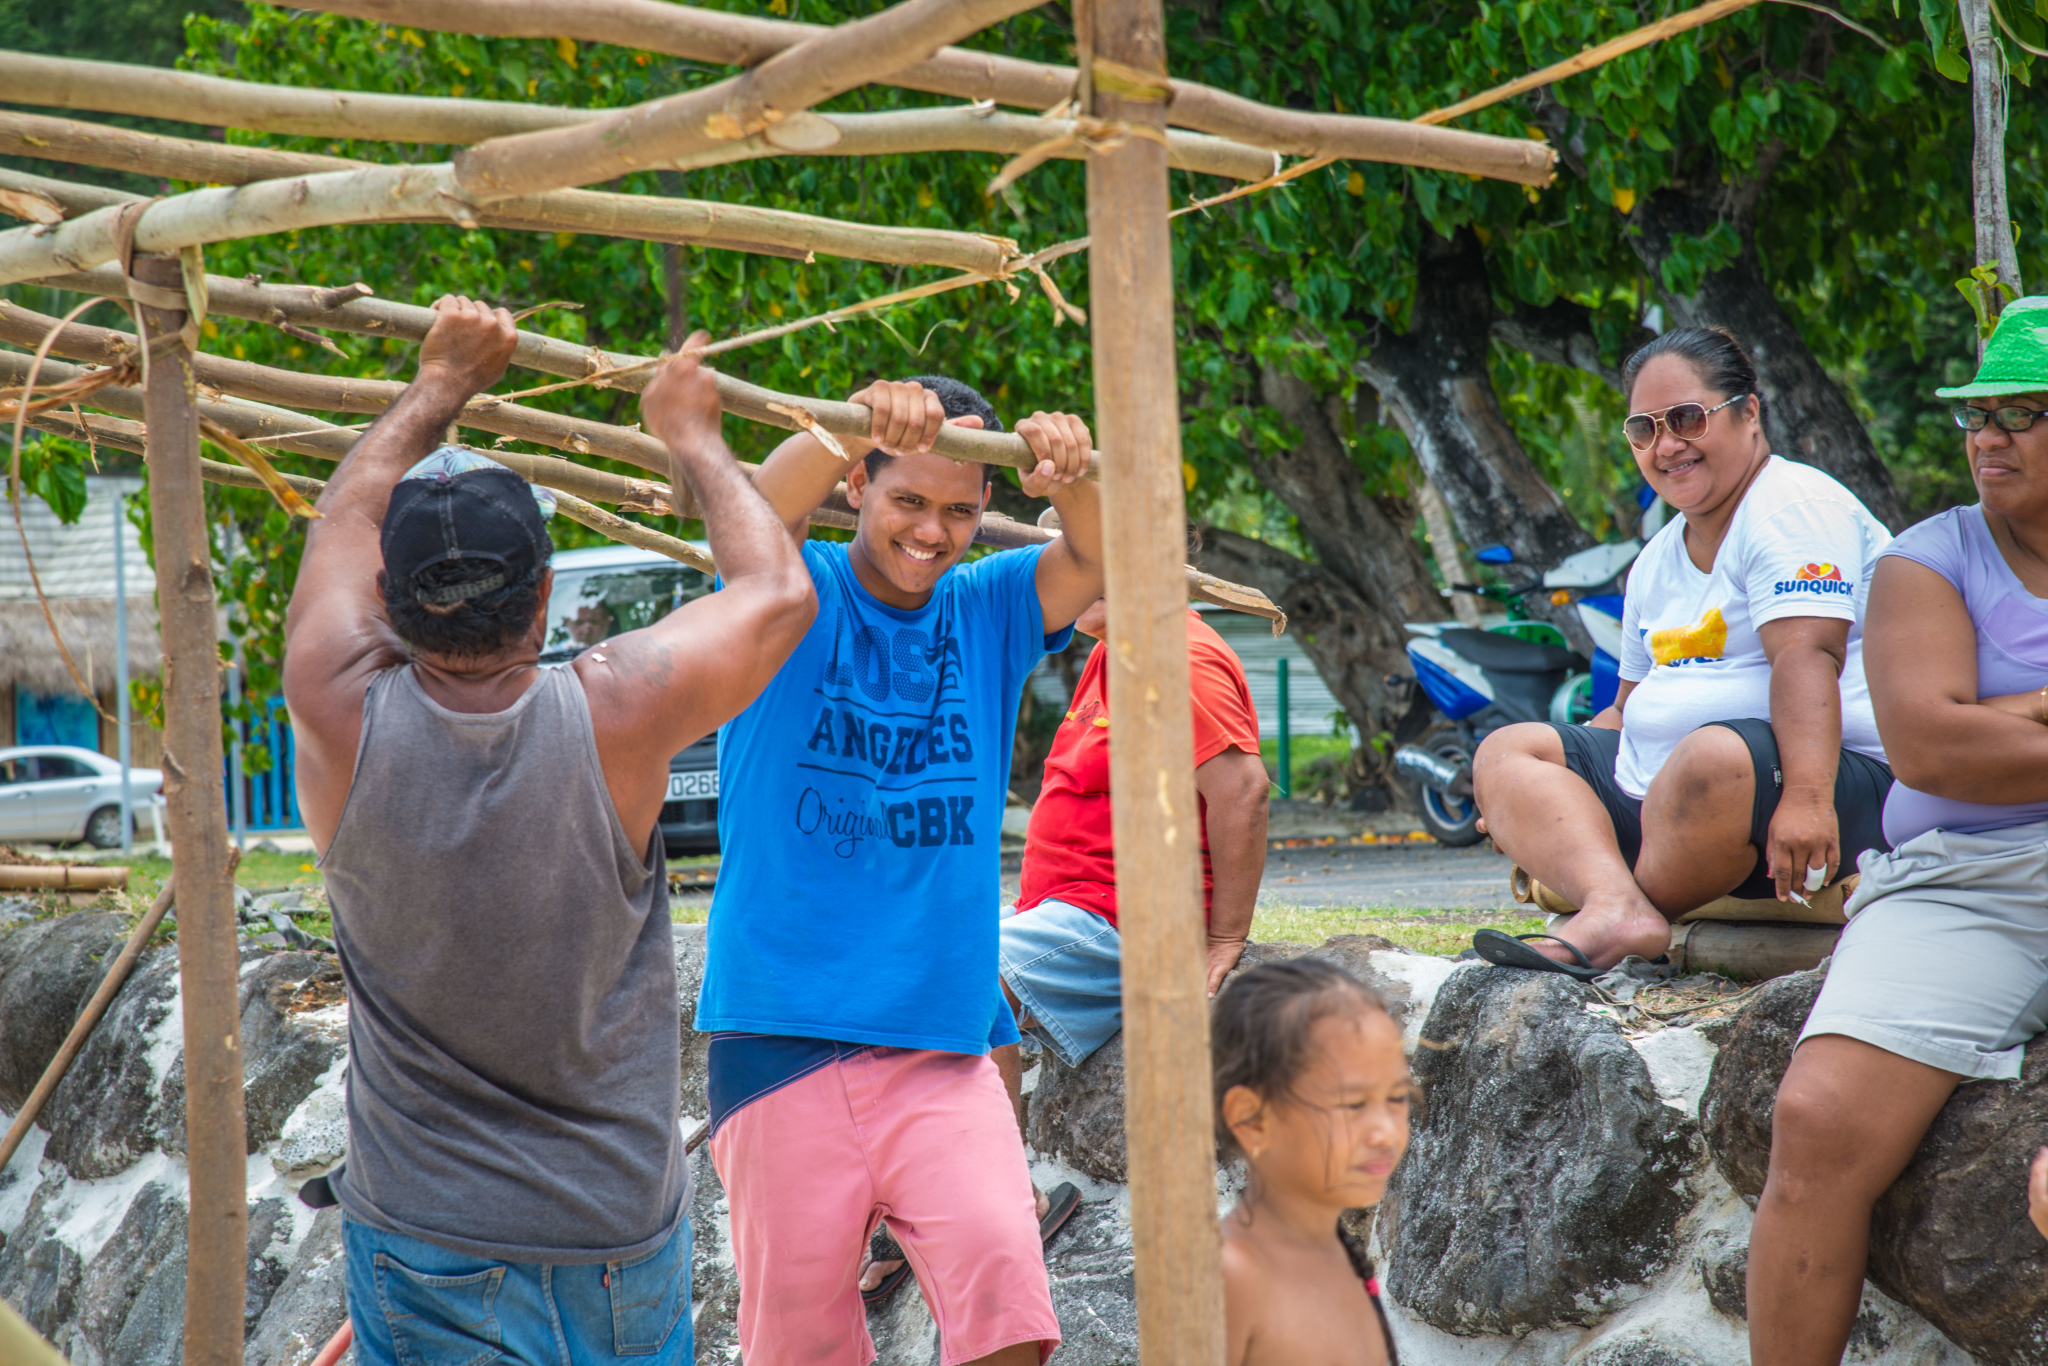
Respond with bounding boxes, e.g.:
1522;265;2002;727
320;664;685;1264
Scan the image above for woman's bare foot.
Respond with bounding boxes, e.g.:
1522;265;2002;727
859;1187;1055;1291
1534;900;1673;971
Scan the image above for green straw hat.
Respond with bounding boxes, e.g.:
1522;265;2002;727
1938;295;2048;398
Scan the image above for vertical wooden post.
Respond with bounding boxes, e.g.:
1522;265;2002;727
1960;0;2023;314
137;252;248;1366
1085;0;1229;1360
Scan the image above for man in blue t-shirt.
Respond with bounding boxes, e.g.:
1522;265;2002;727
700;374;1102;1366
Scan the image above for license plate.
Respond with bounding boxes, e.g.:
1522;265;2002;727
667;770;719;801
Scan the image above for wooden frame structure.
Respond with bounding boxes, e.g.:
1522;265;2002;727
0;0;1748;1358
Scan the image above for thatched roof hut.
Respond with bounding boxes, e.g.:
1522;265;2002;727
0;475;162;757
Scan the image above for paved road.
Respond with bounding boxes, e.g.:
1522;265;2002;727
976;839;1520;913
1256;841;1519;911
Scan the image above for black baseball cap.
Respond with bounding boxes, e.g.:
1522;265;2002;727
381;449;553;606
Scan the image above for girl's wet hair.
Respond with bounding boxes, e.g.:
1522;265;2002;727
1211;958;1392;1160
1622;324;1768;425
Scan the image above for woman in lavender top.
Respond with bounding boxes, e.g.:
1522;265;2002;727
1746;297;2048;1366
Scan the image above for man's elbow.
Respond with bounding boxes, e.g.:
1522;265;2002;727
759;567;818;645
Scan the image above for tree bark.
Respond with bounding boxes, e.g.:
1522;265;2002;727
1491;297;1655;393
137;252;247;1366
1960;0;2023;307
1623;160;1906;529
1194;527;1435;744
1356;226;1596;644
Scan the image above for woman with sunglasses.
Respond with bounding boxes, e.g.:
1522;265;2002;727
1470;325;1894;977
1745;299;2048;1365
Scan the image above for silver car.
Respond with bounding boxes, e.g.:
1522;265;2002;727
0;745;163;849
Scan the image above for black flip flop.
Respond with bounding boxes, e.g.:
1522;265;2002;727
1471;928;1606;982
860;1227;912;1307
1040;1182;1082;1251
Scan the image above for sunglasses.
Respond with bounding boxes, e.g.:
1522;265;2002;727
1952;403;2048;434
1622;394;1749;451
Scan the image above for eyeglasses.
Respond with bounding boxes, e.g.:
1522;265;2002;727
1622;395;1749;451
1953;404;2048;434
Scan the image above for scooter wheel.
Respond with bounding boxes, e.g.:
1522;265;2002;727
1408;727;1486;847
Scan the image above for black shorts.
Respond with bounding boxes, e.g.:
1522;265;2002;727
1546;718;1893;901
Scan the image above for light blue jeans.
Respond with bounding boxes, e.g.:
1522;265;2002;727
344;1214;692;1365
999;898;1125;1066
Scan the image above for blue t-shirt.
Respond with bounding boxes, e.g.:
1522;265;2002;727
698;540;1073;1055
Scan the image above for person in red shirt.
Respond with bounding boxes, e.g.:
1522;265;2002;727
1001;597;1270;1069
860;597;1271;1301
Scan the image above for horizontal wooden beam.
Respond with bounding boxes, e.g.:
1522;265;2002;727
288;0;1555;183
22;264;1093;477
0;78;1272;182
449;0;1053;199
2;342;1276;621
0;117;1018;274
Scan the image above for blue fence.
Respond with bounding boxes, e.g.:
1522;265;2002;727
224;696;300;832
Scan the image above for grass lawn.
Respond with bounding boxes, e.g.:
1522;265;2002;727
1251;904;1546;957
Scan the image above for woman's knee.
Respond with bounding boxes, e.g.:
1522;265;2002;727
1472;722;1566;783
1644;726;1755;832
1763;1040;1946;1203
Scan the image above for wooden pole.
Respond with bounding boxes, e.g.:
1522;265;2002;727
1960;0;2023;332
1086;0;1229;1359
136;251;248;1366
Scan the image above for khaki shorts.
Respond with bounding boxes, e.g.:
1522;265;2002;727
1801;820;2048;1080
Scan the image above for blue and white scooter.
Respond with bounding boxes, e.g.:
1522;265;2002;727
1392;491;1665;845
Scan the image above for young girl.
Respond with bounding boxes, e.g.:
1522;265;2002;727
1214;958;1411;1366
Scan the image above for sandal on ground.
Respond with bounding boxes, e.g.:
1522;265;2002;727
1470;928;1607;982
1040;1182;1082;1250
860;1227;912;1307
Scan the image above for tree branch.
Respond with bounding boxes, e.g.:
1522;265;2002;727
25;261;1091;476
450;0;1052;199
1489;298;1654;391
0;118;1020;275
0;77;1274;183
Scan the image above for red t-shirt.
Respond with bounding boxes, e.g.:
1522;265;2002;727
1017;610;1262;928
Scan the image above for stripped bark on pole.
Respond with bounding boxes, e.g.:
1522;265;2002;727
290;0;1554;181
1086;0;1229;1359
134;251;248;1366
0;97;1275;185
449;0;1050;199
4;342;1282;621
0;140;1017;276
8;275;1096;476
1960;0;2023;315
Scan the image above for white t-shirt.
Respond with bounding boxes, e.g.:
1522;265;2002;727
1614;456;1891;798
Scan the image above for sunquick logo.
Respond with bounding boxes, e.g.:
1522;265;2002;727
1774;562;1855;597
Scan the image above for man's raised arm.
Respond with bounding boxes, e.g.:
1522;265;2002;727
1023;414;1103;634
577;334;818;845
283;296;518;848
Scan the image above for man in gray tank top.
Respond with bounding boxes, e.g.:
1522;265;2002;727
282;297;816;1365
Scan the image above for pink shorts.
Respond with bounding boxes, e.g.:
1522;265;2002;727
709;1043;1060;1366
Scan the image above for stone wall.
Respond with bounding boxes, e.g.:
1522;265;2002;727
1;913;2043;1365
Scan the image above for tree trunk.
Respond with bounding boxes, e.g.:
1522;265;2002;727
1193;528;1435;752
1235;365;1447;744
1960;0;2023;313
1624;161;1907;529
1355;226;1596;645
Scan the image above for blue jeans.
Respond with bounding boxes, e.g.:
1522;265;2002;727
344;1215;692;1365
998;898;1124;1067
